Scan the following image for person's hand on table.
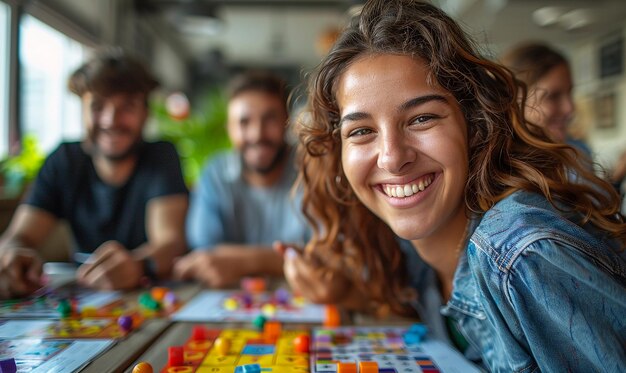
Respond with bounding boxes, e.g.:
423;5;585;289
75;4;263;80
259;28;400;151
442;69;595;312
172;249;247;288
0;247;43;298
273;241;353;304
76;240;143;290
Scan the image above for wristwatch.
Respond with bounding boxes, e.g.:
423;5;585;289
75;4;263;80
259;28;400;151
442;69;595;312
141;257;158;283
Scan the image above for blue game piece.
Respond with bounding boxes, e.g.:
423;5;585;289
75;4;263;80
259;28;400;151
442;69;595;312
403;323;428;345
0;358;17;373
403;332;424;345
408;323;428;336
235;363;261;373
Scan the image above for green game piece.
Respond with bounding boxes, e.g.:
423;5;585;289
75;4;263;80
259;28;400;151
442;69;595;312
138;292;161;311
252;314;267;330
57;299;72;317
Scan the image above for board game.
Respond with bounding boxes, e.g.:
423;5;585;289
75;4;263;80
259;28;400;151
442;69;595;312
172;289;325;323
160;325;309;373
0;318;132;339
310;326;480;373
0;286;121;319
155;325;480;373
0;284;179;320
0;338;113;373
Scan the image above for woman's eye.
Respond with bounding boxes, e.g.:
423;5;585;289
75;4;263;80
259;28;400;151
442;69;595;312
348;128;373;137
411;115;437;125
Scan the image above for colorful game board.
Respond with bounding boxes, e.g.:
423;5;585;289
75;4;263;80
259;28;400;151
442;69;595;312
310;326;480;373
0;284;179;321
160;326;309;373
172;290;325;323
0;286;121;319
0;338;113;373
0;318;132;339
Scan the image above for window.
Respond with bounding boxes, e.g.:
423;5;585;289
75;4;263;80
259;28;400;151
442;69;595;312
19;14;89;153
0;2;9;158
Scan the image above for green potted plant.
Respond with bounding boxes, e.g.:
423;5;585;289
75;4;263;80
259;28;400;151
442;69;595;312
0;134;45;199
151;90;231;187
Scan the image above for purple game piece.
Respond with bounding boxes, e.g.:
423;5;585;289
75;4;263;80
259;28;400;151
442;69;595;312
0;358;17;373
163;291;177;306
274;288;290;305
241;293;253;308
117;315;133;332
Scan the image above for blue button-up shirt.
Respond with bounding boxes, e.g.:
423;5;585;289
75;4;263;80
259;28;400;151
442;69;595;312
404;190;626;372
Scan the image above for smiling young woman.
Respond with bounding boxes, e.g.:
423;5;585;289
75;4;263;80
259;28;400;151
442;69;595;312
281;0;626;371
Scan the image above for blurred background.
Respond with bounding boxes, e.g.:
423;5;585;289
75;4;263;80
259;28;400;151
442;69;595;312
0;0;625;199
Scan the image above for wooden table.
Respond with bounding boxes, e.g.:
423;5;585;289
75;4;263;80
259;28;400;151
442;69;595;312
80;282;203;373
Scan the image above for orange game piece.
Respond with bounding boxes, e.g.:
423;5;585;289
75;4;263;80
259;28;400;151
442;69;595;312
337;362;357;373
263;320;281;342
241;277;267;293
132;361;154;373
167;346;184;366
324;304;340;327
150;287;168;302
293;334;310;353
359;361;379;373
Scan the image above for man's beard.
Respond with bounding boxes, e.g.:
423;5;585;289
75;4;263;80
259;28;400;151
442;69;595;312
87;129;143;162
241;142;288;175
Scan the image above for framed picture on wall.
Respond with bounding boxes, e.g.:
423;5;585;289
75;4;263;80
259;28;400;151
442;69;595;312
595;91;616;129
599;37;624;79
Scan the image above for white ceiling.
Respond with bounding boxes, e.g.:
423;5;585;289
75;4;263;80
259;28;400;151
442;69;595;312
143;0;626;69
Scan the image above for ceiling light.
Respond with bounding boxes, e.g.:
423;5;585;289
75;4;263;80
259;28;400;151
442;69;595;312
558;9;594;31
532;6;566;27
169;2;223;36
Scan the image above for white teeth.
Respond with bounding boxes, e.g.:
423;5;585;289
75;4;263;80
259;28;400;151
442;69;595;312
396;186;405;197
383;176;434;198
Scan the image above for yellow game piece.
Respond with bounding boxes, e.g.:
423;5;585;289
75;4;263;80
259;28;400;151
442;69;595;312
292;296;307;307
132;361;154;373
337;362;357;373
150;287;168;302
261;303;277;317
81;306;97;317
359;361;379;373
214;337;231;355
223;298;239;311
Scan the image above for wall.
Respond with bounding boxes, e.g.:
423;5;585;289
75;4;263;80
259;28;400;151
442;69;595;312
571;24;626;170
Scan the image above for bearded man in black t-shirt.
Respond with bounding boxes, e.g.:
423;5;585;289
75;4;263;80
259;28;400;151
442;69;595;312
0;49;189;298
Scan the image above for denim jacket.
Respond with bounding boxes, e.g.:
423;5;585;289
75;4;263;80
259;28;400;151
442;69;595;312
405;190;626;372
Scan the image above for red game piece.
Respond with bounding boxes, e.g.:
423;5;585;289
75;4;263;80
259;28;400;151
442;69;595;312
293;334;310;353
167;346;184;366
191;325;207;341
132;361;153;373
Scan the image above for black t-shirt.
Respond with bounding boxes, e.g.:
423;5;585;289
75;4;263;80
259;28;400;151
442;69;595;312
25;141;188;258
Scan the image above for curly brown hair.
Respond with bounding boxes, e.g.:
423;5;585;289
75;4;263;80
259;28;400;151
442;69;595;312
294;0;626;315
